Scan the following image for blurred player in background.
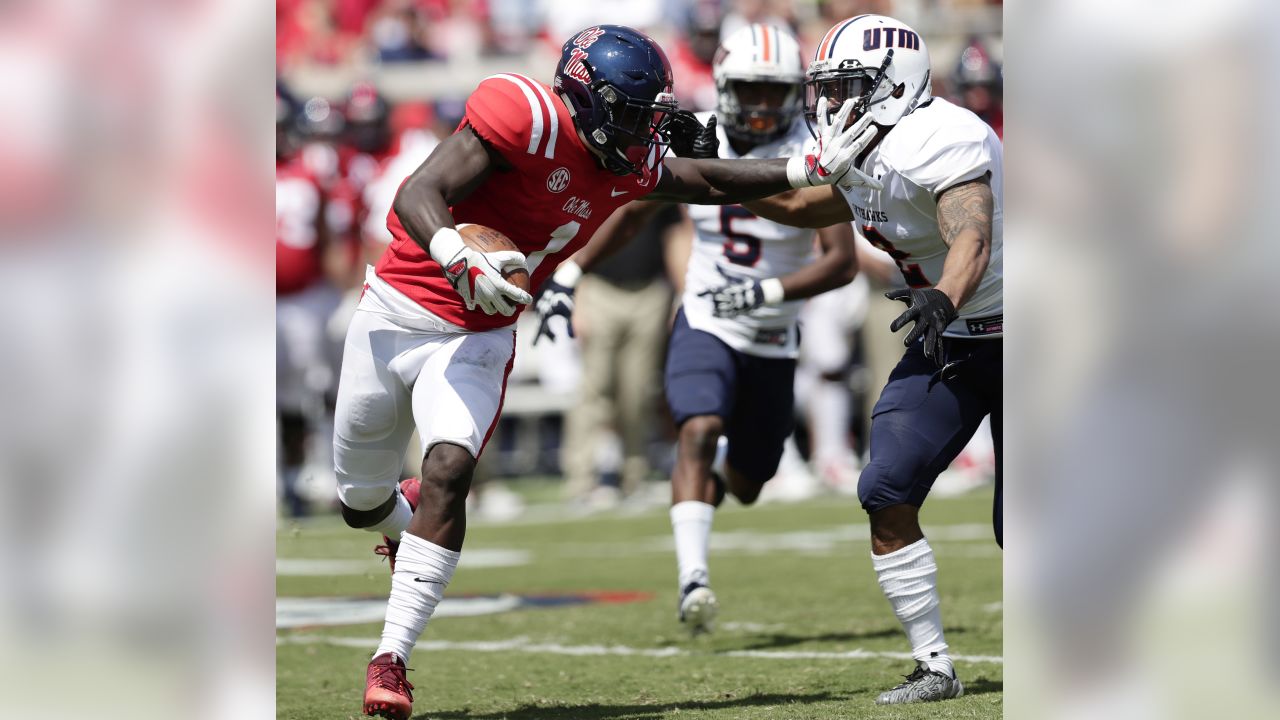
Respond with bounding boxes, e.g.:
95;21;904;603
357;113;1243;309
335;24;880;719
794;270;869;492
359;100;450;266
668;0;723;112
276;83;350;517
536;23;860;634
951;37;1002;139
747;14;1003;704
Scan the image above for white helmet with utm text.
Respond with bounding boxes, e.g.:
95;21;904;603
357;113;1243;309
805;14;932;130
713;23;805;146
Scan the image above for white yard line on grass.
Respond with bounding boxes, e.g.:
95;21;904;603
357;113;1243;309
549;523;994;558
278;634;1004;665
277;549;532;576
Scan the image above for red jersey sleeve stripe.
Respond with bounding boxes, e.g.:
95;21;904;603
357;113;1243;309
510;74;559;159
489;73;545;155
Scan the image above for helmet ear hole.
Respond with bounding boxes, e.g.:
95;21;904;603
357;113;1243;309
892;83;905;99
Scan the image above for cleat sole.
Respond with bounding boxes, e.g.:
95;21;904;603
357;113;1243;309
679;587;719;636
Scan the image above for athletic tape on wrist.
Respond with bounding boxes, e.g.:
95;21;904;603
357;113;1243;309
760;278;785;305
786;155;814;189
552;260;583;288
429;226;466;267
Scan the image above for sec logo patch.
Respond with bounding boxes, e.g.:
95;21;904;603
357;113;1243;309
546;167;571;193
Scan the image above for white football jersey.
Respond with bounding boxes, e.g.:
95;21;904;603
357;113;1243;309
836;98;1003;338
683;113;817;358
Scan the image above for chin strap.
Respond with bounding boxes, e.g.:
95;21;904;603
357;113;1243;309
855;49;896;116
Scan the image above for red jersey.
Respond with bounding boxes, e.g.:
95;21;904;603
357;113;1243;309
276;160;325;295
376;73;665;331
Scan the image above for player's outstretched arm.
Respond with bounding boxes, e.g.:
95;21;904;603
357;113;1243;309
649;155;791;206
742;185;855;229
650;97;880;207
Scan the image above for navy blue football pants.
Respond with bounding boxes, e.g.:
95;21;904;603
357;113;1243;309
664;310;796;484
858;336;1003;546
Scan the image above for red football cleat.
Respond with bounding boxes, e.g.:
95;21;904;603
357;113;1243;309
374;478;421;573
363;653;413;719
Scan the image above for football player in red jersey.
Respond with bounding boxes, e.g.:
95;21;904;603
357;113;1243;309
341;25;880;719
276;82;350;519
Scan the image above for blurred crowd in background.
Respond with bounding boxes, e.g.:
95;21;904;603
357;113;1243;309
276;0;1003;519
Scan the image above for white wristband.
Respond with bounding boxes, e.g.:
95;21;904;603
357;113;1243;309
428;226;465;267
760;277;785;305
552;260;583;288
786;155;813;189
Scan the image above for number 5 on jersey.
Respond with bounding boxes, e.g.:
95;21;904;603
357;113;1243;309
720;205;761;266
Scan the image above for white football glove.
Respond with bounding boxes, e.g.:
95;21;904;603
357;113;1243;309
533;261;580;344
786;96;882;190
429;227;533;316
699;268;785;318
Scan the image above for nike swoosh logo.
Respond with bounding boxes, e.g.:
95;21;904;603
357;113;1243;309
413;577;433;583
610;189;628;197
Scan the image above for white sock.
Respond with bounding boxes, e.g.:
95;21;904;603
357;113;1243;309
810;380;851;463
871;538;954;676
670;501;714;589
710;437;728;478
374;533;460;663
368;490;413;539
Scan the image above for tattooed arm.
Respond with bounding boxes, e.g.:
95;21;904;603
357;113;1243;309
932;174;994;309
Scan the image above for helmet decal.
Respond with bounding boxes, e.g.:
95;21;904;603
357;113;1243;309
573;27;606;49
863;27;922;51
562;49;591;85
562;27;607;85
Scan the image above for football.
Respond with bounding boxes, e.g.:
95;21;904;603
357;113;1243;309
457;223;531;293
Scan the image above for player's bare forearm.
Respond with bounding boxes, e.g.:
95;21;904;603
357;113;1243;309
649;157;792;205
391;127;496;254
778;222;857;300
744;185;854;228
932;175;993;308
572;200;666;273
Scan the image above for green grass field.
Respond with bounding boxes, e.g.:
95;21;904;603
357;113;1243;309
277;482;1002;719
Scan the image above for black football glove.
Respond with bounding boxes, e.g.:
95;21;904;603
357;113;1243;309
886;288;957;367
667;111;719;159
533;277;576;344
